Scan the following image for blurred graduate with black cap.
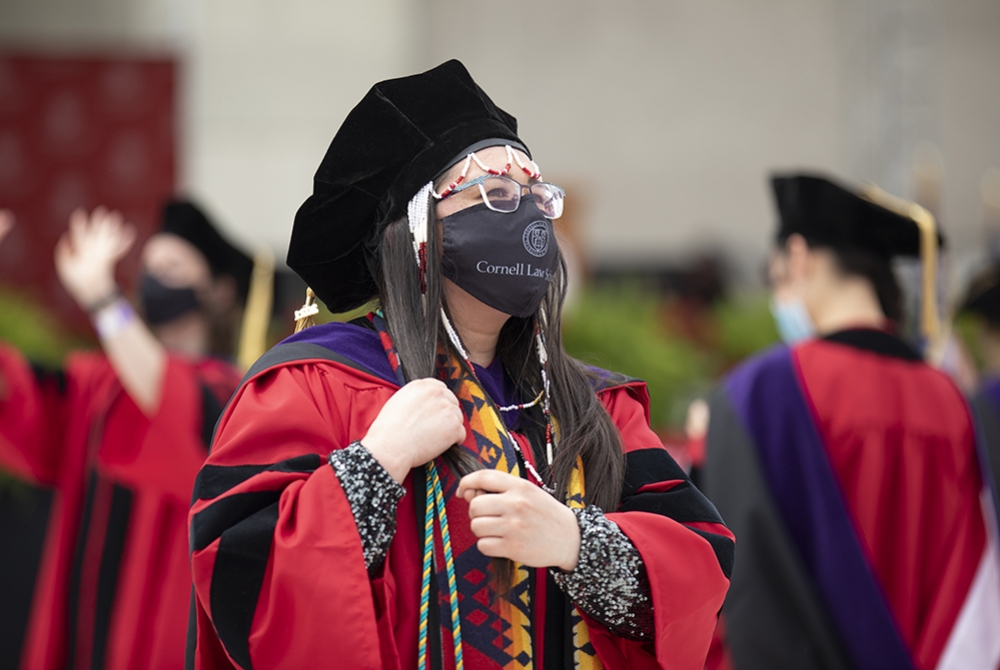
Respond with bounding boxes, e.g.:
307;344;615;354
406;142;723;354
187;60;733;670
0;199;260;670
701;173;1000;670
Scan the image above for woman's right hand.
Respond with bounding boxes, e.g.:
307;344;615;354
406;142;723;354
362;378;467;483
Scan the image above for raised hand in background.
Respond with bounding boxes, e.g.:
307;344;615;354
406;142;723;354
55;207;165;415
55;207;136;312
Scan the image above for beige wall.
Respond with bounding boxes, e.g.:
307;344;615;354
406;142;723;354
422;0;843;276
180;0;419;254
2;0;998;285
941;0;1000;254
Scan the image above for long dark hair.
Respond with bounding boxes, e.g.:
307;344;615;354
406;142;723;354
373;201;626;512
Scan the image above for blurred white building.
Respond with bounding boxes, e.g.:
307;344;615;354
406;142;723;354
1;0;998;288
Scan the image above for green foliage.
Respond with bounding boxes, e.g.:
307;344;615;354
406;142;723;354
953;312;984;369
713;291;780;367
0;285;89;366
563;286;712;429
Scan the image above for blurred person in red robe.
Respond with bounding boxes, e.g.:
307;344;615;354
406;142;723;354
187;60;734;670
0;201;249;670
703;174;999;670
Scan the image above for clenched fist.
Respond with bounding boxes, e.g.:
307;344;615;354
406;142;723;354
457;470;582;571
362;378;467;483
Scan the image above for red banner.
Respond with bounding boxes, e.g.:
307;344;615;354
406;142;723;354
0;54;176;332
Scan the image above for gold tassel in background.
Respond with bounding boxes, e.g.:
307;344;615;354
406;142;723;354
236;249;275;371
860;183;940;344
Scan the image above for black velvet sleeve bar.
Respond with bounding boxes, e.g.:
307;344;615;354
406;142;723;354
327;442;406;573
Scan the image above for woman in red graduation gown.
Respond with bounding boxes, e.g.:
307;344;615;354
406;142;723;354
703;174;1000;670
188;60;734;670
0;203;247;670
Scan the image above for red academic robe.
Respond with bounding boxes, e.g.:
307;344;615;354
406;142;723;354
705;329;998;670
188;327;734;670
0;343;240;670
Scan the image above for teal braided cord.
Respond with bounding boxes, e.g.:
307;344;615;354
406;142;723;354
430;463;464;670
417;465;435;670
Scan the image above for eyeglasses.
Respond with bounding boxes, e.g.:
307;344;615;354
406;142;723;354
440;174;565;219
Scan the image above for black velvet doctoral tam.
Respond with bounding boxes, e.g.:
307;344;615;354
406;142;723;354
161;200;254;301
770;173;943;259
288;59;528;313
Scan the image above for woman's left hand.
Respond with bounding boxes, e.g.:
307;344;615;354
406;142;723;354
457;470;581;572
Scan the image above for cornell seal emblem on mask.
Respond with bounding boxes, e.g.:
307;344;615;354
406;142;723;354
523;221;550;258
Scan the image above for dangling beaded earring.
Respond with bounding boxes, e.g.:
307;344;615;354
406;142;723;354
408;182;434;301
534;323;556;466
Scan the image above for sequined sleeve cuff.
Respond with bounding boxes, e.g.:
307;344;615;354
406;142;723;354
328;441;406;573
550;505;655;641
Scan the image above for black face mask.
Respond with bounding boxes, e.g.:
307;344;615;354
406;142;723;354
441;200;559;318
139;274;200;325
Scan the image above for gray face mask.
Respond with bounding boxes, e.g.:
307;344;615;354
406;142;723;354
440;200;559;318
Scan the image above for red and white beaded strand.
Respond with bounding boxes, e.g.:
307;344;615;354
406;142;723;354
439;307;556;493
534;326;555;466
408;182;435;298
432;145;542;200
496;389;543;413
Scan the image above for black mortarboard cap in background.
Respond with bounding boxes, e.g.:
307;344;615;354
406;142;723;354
161;200;254;302
961;265;1000;326
288;59;528;313
770;173;945;258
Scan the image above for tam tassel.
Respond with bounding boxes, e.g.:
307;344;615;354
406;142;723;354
294;287;320;333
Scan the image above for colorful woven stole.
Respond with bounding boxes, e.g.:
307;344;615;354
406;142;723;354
368;313;600;669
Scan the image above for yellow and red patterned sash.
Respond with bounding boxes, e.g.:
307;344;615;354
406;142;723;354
436;348;600;670
370;312;599;669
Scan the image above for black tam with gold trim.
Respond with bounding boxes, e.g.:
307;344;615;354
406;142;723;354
770;173;943;258
288;59;528;313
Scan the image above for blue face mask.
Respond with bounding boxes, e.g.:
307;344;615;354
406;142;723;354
770;297;815;345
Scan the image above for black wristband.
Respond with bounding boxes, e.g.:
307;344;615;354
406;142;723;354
85;288;122;314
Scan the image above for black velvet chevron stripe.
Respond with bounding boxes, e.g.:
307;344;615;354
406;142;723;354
191;490;282;553
619;448;734;577
686;527;735;579
621;448;727;523
209;500;280;670
193;454;323;501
